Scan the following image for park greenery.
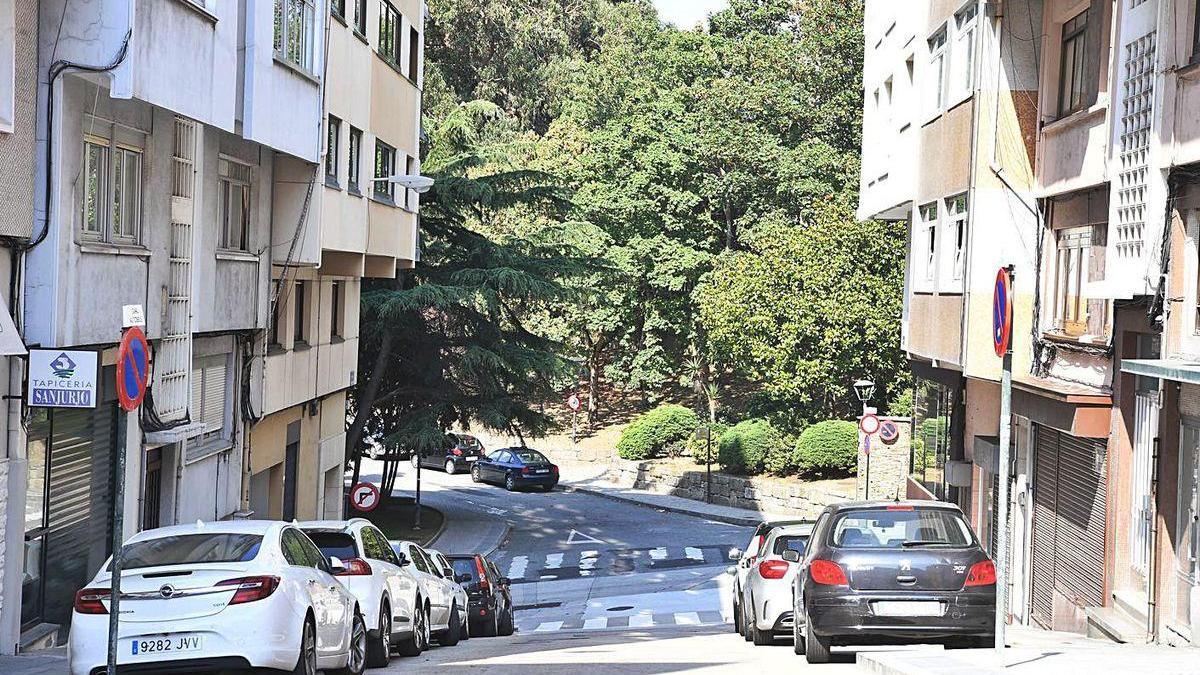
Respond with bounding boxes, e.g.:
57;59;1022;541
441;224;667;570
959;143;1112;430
348;0;904;484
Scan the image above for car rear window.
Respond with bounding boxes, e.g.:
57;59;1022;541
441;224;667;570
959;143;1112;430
304;532;359;561
458;436;481;450
513;450;547;463
451;558;479;582
830;508;973;549
119;534;263;570
773;534;809;556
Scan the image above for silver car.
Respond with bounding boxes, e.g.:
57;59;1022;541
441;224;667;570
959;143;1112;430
739;522;813;645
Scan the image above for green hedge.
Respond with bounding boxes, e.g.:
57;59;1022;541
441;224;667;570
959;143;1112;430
718;419;787;475
793;420;859;477
616;404;700;461
688;422;728;465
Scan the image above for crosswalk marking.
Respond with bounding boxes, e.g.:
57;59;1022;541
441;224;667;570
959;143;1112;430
684;547;704;561
629;614;654;628
534;621;564;632
675;611;701;625
507;555;528;580
579;550;599;576
502;544;732;583
520;610;729;634
544;553;564;569
649;547;668;560
583;617;606;629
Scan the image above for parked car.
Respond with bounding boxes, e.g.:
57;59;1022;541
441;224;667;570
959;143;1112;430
738;522;814;646
68;520;366;675
428;549;472;641
470;447;559;491
410;433;486;474
299;519;427;663
793;501;996;664
392;541;465;646
728;519;810;640
447;553;515;637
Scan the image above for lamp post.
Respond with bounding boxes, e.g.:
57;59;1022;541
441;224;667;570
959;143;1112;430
854;379;875;499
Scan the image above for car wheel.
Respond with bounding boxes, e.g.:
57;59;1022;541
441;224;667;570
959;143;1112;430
291;618;317;675
792;615;806;655
460;607;471;641
750;604;773;646
441;602;463;646
471;464;482;483
396;602;427;657
330;612;367;675
804;617;831;665
504;474;516;491
445;459;457;475
498;608;514;636
732;598;742;635
366;602;392;668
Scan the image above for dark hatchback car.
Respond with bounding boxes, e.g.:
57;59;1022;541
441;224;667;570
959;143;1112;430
447;554;515;636
470;447;559;491
410;433;485;474
793;500;995;664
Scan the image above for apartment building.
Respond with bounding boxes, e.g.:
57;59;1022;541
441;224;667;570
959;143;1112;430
246;0;424;523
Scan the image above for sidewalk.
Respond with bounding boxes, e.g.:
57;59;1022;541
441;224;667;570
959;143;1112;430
0;647;67;675
857;626;1198;675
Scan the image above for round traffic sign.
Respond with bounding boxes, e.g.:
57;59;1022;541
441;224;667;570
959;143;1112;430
567;393;581;412
993;267;1013;357
859;413;881;435
349;482;381;512
879;419;900;444
116;326;151;412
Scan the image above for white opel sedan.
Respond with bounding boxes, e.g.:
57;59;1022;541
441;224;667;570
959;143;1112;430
300;519;427;663
67;520;366;675
392;541;464;645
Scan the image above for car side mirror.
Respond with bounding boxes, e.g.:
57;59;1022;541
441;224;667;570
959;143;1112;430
782;550;801;563
443;569;456;580
725;566;737;576
396;552;410;567
728;547;742;561
328;556;346;574
457;573;473;583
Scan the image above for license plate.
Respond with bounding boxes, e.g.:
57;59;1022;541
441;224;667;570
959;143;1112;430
872;601;944;617
129;635;204;656
534;469;549;474
466;456;477;461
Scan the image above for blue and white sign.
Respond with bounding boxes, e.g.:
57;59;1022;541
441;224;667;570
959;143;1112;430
28;349;98;408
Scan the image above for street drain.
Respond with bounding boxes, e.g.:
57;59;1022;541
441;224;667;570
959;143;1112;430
606;605;634;612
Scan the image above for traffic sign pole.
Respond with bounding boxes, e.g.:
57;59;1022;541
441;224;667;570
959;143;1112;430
993;266;1014;652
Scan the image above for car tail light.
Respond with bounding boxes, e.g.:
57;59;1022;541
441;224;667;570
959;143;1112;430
551;465;559;475
475;556;490;593
886;505;914;511
74;588;111;615
757;559;790;579
452;448;463;456
809;559;849;586
964;560;997;587
217;576;281;604
521;466;532;476
334;558;373;577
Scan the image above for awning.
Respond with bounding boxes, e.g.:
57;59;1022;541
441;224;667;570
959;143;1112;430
1121;358;1200;385
0;300;25;356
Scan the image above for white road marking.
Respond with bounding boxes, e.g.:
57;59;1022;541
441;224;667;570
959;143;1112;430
534;621;564;632
579;550;599;576
544;553;564;569
676;611;701;625
507;556;528;579
583;617;607;629
629;614;654;628
565;529;605;545
684;547;704;561
649;547;668;560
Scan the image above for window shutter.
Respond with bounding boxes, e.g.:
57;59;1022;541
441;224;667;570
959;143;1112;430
204;361;226;431
190;365;204;423
1082;0;1106;108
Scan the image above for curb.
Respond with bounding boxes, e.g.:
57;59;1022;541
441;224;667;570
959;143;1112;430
476;522;513;558
561;483;762;527
414;506;448;548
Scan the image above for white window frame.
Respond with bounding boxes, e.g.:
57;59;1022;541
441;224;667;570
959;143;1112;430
373;139;396;202
926;25;949;115
190;353;230;440
325;115;341;185
0;0;14;134
274;0;316;72
348;126;363;194
947;193;968;281
81;134;142;245
919;201;939;281
218;157;253;252
952;2;978;101
1051;225;1094;336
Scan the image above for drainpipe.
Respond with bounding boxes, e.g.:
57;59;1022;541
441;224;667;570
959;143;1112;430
1149;435;1160;641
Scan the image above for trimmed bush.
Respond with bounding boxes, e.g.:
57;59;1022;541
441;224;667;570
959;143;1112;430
616;404;701;461
688;422;728;465
718;419;787;475
793;420;859;477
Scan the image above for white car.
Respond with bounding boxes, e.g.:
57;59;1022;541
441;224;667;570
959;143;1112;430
392;541;466;645
67;520;366;675
739;522;813;645
729;519;810;640
428;549;471;641
300;519;428;663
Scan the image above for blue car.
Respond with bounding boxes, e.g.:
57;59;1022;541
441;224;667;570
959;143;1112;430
470;447;559;492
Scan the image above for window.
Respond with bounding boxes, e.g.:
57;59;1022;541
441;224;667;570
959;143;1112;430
947;194;968;280
927;27;948;112
325;115;341;185
348;127;363;193
330;282;342;339
829;508;973;549
1052;225;1097;336
274;0;315;72
379;1;402;65
952;3;977;98
354;0;368;35
919;201;938;280
306;531;359;560
190;354;228;434
911;378;955;500
1193;1;1200;64
280;529;307;566
219;159;252;251
269;297;283;349
119;534;262;571
82;138;142;244
374;140;396;201
331;0;345;18
293;281;308;344
408;26;421;81
1058;10;1089;117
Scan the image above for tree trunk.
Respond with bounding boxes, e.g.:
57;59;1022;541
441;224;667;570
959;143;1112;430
347;331;396;488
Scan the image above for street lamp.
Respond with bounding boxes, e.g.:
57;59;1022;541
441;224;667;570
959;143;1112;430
853;379;875;414
383;173;435;193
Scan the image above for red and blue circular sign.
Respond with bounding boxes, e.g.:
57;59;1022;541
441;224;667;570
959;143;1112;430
116;326;151;412
879;419;900;445
993;268;1013;357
